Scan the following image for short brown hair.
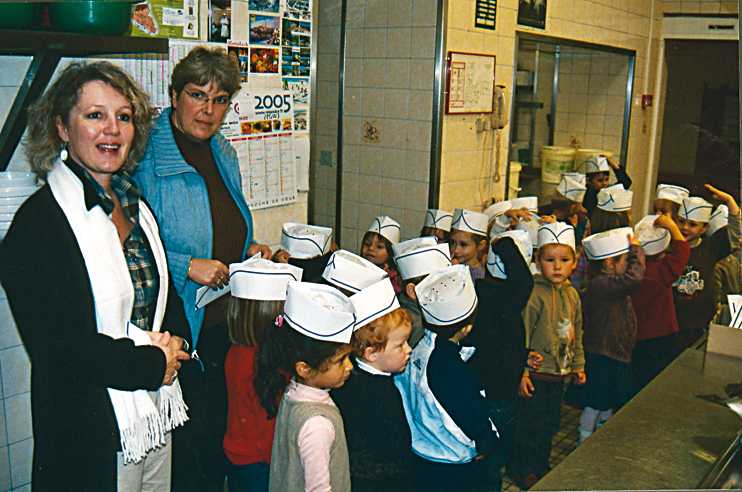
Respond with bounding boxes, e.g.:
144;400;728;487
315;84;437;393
227;298;284;347
422;306;478;340
351;307;412;358
550;191;579;213
590;208;631;235
170;45;241;103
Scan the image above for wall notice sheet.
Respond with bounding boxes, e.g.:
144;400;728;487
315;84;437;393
131;0;199;38
222;90;298;209
445;51;496;114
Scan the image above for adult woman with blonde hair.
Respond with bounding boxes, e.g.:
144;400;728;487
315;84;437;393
134;45;271;491
0;61;191;492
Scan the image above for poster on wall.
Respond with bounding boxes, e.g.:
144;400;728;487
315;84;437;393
250;47;280;74
209;0;231;42
228;41;250;83
283;0;310;20
250;0;280;15
281;18;310;47
517;0;546;29
131;0;198;38
281;47;310;76
444;51;496;114
250;14;281;45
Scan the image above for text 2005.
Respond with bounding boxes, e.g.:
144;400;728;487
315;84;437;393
254;95;292;113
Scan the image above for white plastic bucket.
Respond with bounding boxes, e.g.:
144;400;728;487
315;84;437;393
540;181;557;205
573;149;614;174
540;146;576;184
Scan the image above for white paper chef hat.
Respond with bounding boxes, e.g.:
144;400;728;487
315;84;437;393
281;222;333;259
283;281;357;343
562;172;587;187
707;204;729;236
229;255;303;300
486;230;532;279
584;156;610;174
537;222;576;250
556;175;586;203
451;208;489;237
392;236;437;257
510;196;539;212
415;265;478;326
679;196;713;223
424;209;453;232
322;250;388;294
635;215;671;256
367;216;401;244
514;211;541;248
349;278;401;328
655;184;689;205
483;200;513;224
394;241;452;280
582;227;633;260
597;184;633;212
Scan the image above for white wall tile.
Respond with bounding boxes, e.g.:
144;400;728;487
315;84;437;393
0;445;10;492
0;347;30;399
4;394;30;446
8;438;32;490
0;300;21;352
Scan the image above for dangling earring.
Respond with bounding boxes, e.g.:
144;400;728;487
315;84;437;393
60;143;68;161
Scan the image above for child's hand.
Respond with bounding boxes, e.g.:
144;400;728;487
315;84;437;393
654;214;685;241
518;375;534;398
603;154;619;170
527;351;543;370
504;208;531;228
628;232;640;247
571;370;586;385
272;249;291;263
576;205;588;223
706;184;740;215
539;214;557;224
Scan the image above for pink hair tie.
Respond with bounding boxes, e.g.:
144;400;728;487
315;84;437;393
275;315;284;327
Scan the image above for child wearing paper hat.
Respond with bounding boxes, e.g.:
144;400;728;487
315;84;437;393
258;281;356;492
361;216;402;293
581;154;632;220
223;257;302;492
449;208;490;281
629;214;689;390
331;279;416;492
466;231;542;490
393;237;453;349
673;185;741;351
653;184;689;220
278;222;334;282
394;265;499;491
322;249;388;296
421;208;453;244
570;227;644;445
509;222;583;489
538;174;589;243
705;204;742;309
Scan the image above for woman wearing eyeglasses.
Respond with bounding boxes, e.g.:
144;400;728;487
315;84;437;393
134;46;271;492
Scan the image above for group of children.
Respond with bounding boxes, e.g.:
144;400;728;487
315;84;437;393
215;154;741;492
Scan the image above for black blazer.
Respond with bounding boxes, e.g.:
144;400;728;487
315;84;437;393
0;184;190;492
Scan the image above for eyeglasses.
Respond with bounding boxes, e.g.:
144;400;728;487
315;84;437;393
182;89;231;109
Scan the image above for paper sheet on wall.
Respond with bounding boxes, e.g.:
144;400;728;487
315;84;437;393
293;135;309;190
131;0;199;39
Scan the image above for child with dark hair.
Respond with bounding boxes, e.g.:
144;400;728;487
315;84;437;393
331;279;416;492
362;216;402;293
274;222;334;282
223;258;302;492
653;184;688;221
421;208;453;244
449;208;490;281
582;155;632;219
395;265;498;492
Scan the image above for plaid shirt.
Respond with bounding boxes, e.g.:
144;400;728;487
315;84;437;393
66;160;157;330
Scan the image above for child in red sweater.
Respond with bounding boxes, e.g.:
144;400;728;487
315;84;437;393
630;214;689;390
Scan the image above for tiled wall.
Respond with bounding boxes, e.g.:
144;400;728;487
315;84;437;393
663;0;738;14
338;0;438;252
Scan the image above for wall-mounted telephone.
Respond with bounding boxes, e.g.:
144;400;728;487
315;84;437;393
492;85;509;129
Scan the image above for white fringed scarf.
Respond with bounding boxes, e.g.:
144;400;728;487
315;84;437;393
48;160;188;464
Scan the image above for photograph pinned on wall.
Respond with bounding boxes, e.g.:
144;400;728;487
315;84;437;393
249;0;279;14
131;0;198;39
281;18;310;47
250;47;280;74
281;47;310;77
517;0;547;29
283;0;310;21
294;109;307;132
210;0;231;42
282;77;309;107
250;14;281;46
228;41;250;83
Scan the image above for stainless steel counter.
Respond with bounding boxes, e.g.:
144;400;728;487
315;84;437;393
532;349;742;491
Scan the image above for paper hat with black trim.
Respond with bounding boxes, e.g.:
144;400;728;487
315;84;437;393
281;223;333;259
635;215;671;256
655;184;689;205
392;236;437;257
510;196;539;212
707;204;729;236
424;209;453;232
597;184;633;212
562;172;586;187
483;200;512;224
679;196;713;223
229;255;303;300
486;230;532;279
537;222;576;250
584;156;611;174
582;227;633;260
415;265;478;326
349;278;400;328
514;211;541;248
322;250;388;294
394;240;452;280
367;216;401;244
283;281;357;343
451;208;488;236
556;175;586;203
